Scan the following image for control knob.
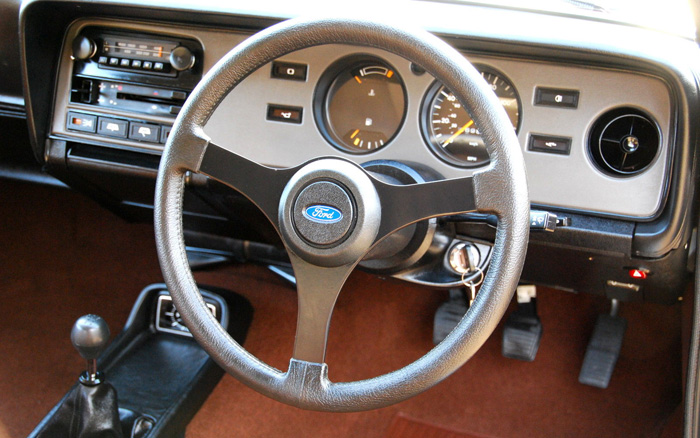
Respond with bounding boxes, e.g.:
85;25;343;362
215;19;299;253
72;35;96;60
169;45;195;71
71;314;110;385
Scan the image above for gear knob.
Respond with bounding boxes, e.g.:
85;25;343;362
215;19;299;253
71;314;110;385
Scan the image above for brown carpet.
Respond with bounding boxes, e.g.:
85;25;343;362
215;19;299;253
384;413;494;438
0;179;685;438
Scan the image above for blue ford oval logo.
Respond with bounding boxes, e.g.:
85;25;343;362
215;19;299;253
303;205;343;224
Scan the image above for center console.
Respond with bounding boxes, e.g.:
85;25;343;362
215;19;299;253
29;284;253;438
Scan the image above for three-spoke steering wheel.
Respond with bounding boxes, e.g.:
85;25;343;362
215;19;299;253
154;16;529;412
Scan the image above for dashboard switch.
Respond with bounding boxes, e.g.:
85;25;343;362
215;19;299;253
66;112;97;133
129;122;160;143
160;126;172;144
267;104;303;124
535;87;579;108
529;134;572;155
271;61;307;81
97;117;128;138
628;269;649;279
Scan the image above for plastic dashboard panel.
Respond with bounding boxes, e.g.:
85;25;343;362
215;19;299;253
51;19;672;221
205;47;672;220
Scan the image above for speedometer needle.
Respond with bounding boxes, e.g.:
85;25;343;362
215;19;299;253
442;120;474;147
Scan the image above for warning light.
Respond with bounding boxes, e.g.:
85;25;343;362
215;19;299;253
629;269;648;279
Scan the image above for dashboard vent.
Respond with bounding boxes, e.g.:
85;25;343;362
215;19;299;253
588;108;660;177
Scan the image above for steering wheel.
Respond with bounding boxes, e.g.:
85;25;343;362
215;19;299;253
154;16;529;412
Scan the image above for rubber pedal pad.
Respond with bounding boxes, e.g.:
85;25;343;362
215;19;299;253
578;314;627;388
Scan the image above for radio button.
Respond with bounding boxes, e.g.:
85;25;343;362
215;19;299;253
129;122;160;143
97;117;128;138
131;60;142;69
142;61;153;70
153;62;164;71
98;56;108;65
108;58;119;66
120;59;131;68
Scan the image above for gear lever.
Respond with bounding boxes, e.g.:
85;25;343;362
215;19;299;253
71;314;110;385
30;314;124;438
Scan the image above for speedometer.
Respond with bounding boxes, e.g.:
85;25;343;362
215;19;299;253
421;67;521;167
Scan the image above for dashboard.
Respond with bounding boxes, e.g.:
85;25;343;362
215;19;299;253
53;19;672;219
10;0;700;305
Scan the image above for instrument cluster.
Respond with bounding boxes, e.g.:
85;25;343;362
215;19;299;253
314;55;521;168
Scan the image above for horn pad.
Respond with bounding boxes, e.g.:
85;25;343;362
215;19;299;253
278;159;381;267
292;181;355;247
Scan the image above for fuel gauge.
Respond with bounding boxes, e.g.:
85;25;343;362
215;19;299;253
315;56;407;154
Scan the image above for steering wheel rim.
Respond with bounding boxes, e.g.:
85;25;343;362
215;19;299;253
154;16;529;412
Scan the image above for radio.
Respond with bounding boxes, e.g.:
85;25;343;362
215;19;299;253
66;28;203;145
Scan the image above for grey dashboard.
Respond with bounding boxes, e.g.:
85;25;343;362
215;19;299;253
52;18;673;220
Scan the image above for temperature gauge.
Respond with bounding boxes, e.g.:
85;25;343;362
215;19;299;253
316;56;407;154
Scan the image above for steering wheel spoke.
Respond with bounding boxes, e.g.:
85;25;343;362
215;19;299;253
198;142;297;226
288;252;355;364
372;175;477;242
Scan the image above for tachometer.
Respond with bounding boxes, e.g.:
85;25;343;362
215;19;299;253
316;56;407;154
422;67;521;167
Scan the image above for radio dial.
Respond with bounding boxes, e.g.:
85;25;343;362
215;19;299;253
169;46;195;71
72;35;96;60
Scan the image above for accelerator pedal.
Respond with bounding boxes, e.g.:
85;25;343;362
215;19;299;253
502;285;543;361
579;300;627;388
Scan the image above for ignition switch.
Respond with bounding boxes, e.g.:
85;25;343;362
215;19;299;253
448;242;480;274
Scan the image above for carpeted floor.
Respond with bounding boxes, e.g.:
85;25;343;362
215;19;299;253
0;180;685;437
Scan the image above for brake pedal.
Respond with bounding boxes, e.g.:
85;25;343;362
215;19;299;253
502;285;542;361
433;289;468;345
579;299;627;389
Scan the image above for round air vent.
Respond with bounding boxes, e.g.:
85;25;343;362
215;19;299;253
588;108;660;177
